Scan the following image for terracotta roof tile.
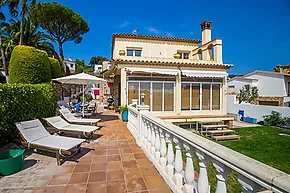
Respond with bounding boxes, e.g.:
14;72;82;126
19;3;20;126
112;33;201;44
114;58;232;69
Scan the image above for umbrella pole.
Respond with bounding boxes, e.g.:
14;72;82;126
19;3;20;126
83;82;85;117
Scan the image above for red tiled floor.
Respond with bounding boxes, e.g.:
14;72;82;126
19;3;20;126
92;155;106;163
73;164;90;173
107;180;126;193
68;173;89;184
49;174;71;185
107;170;124;181
87;182;107;193
107;161;122;170
91;163;106;171
88;171;106;183
126;177;148;192
44;185;67;193
8;111;171;193
65;184;86;193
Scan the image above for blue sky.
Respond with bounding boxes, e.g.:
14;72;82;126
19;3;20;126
4;0;290;74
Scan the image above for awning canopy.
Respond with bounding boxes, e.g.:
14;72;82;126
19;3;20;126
125;67;180;76
181;70;228;78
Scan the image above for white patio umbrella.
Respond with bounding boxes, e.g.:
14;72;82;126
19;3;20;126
53;72;107;116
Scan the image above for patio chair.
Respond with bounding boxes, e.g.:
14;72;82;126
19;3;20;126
59;108;100;125
44;116;99;138
15;119;85;165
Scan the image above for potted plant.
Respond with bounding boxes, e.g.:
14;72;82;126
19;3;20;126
118;105;128;122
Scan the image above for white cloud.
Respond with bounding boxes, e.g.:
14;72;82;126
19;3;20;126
165;32;174;37
146;27;160;34
119;20;130;28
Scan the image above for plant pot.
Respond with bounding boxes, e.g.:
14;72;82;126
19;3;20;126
0;149;25;176
121;110;128;122
174;53;180;59
243;117;257;124
119;50;126;56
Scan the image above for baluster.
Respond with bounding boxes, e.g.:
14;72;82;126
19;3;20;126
147;122;151;150
159;129;167;168
143;119;148;147
196;150;210;193
154;127;161;161
173;138;183;188
213;161;230;193
166;134;174;176
150;125;156;154
183;144;195;193
238;174;262;193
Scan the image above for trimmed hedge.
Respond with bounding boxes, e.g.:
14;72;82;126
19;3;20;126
9;45;51;84
0;83;57;147
49;57;63;78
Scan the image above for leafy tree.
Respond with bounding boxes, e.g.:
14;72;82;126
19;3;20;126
1;18;59;67
30;2;89;62
2;0;36;45
75;58;93;74
89;56;108;68
237;85;259;104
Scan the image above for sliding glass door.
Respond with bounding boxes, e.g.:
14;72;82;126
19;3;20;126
127;81;175;112
181;82;221;111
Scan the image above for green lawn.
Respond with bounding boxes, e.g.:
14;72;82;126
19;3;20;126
180;126;290;193
219;126;290;174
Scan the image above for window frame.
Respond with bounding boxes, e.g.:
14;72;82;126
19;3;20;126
181;82;222;111
126;48;142;57
177;51;191;59
127;80;175;112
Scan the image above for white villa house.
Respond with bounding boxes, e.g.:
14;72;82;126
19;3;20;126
228;70;290;107
64;58;76;73
106;21;233;120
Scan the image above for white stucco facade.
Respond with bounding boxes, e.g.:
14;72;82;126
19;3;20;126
64;58;76;72
227;71;290;106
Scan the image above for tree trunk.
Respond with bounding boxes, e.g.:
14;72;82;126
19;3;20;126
58;40;68;75
19;7;25;45
0;35;8;82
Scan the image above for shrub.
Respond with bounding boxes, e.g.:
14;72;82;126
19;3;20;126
8;45;51;84
49;57;63;78
263;111;283;126
0;83;57;147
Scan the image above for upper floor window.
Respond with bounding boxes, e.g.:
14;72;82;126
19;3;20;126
228;85;235;88
70;63;74;68
177;51;190;59
127;48;142;57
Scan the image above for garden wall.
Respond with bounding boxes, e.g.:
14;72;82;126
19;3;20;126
0;83;57;147
227;95;290;122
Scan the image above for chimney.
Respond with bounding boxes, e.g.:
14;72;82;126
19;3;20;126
200;20;212;45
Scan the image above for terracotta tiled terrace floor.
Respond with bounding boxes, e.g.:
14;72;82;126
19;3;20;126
0;111;171;193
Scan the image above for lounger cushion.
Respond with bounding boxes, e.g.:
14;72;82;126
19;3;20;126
45;116;99;133
16;120;50;142
32;135;84;150
59;108;100;123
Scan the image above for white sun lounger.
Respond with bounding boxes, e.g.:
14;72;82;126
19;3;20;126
44;116;99;138
15;119;85;165
59;108;100;125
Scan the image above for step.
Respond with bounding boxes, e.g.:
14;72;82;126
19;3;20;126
203;124;229;129
207;129;235;135
200;120;223;124
212;135;240;141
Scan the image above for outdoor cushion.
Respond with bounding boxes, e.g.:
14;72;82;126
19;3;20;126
16;120;50;142
15;119;85;150
44;116;99;133
59;108;100;123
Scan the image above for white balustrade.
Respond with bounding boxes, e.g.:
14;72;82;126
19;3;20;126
127;105;290;193
173;138;184;188
154;127;161;161
166;134;175;176
183;144;195;193
159;129;167;168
